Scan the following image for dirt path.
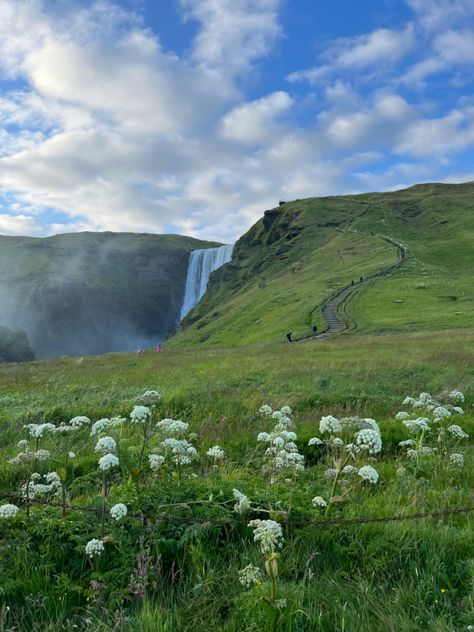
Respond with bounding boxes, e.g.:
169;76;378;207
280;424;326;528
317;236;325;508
293;234;407;342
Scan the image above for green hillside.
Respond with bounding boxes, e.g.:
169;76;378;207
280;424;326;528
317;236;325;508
0;232;219;358
171;182;474;346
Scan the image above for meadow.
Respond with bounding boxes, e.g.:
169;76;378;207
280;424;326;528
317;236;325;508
0;329;473;631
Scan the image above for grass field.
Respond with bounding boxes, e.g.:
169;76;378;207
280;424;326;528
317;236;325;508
0;329;472;631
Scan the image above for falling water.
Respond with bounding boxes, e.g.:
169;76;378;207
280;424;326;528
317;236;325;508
180;244;234;320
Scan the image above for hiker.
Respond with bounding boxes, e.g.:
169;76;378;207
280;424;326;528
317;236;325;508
156;344;161;352
312;325;318;338
360;276;363;283
286;332;293;343
351;279;354;286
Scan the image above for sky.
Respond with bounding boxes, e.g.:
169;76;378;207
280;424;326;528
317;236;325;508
0;0;473;242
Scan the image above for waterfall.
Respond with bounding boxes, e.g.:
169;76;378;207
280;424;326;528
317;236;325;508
180;244;234;320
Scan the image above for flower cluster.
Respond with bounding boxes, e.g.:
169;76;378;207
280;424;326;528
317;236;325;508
148;453;166;470
447;425;469;439
156;418;189;436
135;390;162;407
248;519;284;554
319;415;342;435
357;465;379;484
95;436;117;454
25;423;55;438
257;406;304;475
99;454;120;471
355;428;382;455
206;445;225;460
90;418;110;437
21;472;62;498
85;538;104;558
0;504;19;519
130;406;151;424
312;496;327;508
161;438;198;465
70;416;91;428
238;564;263;588
110;503;128;521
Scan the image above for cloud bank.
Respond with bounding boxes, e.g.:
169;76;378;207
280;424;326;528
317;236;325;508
0;0;473;241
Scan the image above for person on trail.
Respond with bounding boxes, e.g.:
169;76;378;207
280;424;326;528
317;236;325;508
351;279;354;286
286;332;293;343
312;325;318;338
156;344;161;352
360;276;363;283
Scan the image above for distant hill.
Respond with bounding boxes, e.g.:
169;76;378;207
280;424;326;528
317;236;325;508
171;182;474;346
0;232;219;358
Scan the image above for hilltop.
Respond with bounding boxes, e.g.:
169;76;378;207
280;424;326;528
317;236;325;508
171;182;474;346
0;232;219;358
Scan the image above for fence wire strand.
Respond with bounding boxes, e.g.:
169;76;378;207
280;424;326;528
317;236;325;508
1;491;472;528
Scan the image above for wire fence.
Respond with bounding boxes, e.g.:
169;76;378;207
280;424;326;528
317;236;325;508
1;491;472;528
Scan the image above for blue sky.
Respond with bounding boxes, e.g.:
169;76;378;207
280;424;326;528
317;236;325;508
0;0;473;241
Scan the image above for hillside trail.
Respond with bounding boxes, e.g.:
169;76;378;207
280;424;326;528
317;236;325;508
292;233;407;343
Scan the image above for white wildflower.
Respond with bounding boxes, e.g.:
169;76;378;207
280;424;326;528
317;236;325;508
319;415;341;434
25;423;55;438
206;445;225;460
257;432;270;442
90;418;110;437
161;438;198;464
109;416;126;428
233;489;251;515
17;439;29;449
308;437;323;446
342;465;358;474
248;519;284;554
238;564;262;588
452;406;464;415
0;504;19;518
135;390;162;406
433;406;451;420
395;411;409;420
54;424;78;434
34;449;51;461
70;416;91;428
449;453;464;468
95;436;117;454
357;465;379;484
259;405;273;416
85;539;104;558
447;425;469;439
396;466;406;477
110;503;128;521
399;439;416;447
449;390;464;404
98;454;119;471
68;451;75;459
130;406;151;424
356;429;382;455
312;496;327;508
402;396;417;406
280;406;292;416
149;454;166;470
156;418;189;435
403;418;430;433
329;437;344;448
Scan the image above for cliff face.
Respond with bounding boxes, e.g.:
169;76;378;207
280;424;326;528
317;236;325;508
0;232;219;358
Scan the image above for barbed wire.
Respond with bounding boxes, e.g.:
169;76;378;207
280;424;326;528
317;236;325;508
1;491;472;528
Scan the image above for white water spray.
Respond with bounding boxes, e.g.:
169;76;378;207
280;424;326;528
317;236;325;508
180;244;234;320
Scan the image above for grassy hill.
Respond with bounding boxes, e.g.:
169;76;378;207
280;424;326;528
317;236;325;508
0;232;219;358
171;182;474;346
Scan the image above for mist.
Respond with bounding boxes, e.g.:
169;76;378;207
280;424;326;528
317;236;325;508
0;232;212;359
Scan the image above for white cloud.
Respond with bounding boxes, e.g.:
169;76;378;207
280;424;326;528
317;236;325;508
219;91;293;144
181;0;282;76
407;0;474;31
0;213;42;235
396;108;474;157
288;25;415;84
